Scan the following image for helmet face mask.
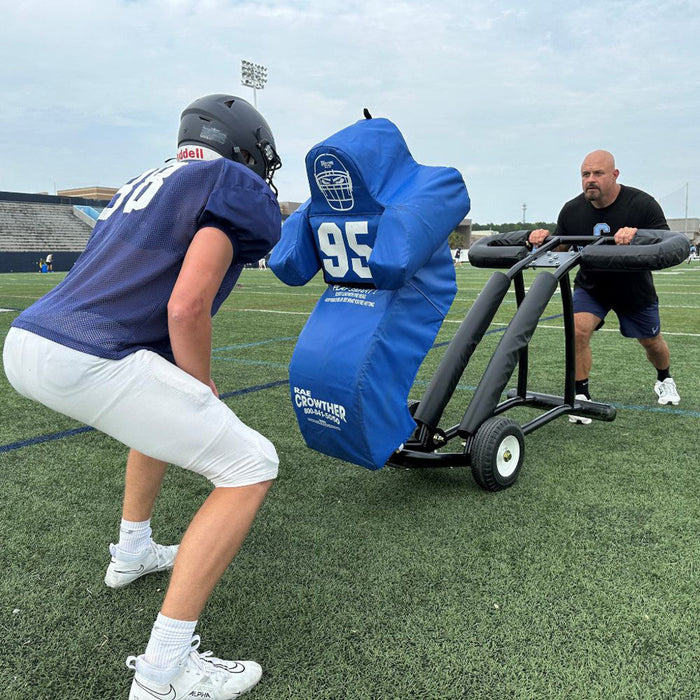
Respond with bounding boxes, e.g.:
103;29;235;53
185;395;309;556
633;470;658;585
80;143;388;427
178;94;281;192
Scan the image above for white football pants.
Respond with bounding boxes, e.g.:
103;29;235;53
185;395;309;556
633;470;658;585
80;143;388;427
3;328;278;487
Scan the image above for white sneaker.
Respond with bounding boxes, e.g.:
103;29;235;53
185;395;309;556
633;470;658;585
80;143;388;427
127;636;262;699
655;378;680;405
105;540;179;589
568;394;592;425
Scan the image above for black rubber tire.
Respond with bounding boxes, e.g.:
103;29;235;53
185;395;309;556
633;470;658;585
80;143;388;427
470;416;524;491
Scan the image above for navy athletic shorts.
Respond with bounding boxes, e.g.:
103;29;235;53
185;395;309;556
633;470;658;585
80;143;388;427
573;286;661;339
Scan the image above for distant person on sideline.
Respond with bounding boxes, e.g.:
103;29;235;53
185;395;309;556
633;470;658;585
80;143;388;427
528;150;680;421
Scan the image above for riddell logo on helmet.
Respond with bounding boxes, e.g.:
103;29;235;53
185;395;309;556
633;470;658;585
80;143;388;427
177;144;223;162
177;146;206;160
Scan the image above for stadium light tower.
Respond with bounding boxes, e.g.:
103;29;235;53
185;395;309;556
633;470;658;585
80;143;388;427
241;59;268;108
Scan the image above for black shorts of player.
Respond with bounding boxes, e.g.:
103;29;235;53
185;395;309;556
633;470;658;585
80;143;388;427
573;286;661;339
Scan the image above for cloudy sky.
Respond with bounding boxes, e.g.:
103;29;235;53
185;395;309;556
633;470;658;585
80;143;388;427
1;0;698;224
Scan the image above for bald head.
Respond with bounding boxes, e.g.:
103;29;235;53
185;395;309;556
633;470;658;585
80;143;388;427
580;150;620;208
583;150;616;170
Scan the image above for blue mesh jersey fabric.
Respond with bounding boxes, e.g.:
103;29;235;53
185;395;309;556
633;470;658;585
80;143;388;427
13;159;281;361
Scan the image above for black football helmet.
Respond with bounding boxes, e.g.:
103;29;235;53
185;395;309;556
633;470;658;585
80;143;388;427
178;94;281;190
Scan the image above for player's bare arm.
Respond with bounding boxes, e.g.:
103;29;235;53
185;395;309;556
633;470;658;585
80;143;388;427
168;226;234;388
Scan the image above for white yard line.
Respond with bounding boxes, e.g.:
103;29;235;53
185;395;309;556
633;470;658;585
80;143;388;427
231;308;311;315
485;321;700;337
229;308;700;336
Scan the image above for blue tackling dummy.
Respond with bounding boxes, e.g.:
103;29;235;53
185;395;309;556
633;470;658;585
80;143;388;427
270;116;470;469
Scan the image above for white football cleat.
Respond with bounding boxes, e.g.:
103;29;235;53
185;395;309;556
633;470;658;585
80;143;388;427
104;540;178;589
568;394;592;425
127;636;262;700
655;378;680;406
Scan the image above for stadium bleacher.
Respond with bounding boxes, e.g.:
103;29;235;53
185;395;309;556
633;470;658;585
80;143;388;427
0;191;105;272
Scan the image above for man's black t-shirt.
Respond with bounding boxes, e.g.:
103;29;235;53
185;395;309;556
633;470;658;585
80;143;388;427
556;185;668;312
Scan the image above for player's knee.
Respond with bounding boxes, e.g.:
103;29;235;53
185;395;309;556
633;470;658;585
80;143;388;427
252;478;275;498
638;334;664;350
574;324;592;348
209;434;279;488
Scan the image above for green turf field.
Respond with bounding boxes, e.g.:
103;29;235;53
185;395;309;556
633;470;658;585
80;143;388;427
1;264;698;699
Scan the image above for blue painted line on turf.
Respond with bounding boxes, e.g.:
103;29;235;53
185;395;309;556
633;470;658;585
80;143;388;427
0;425;95;454
3;313;699;454
219;379;288;400
0;380;290;455
3;377;697;456
410;380;700;417
608;402;700;417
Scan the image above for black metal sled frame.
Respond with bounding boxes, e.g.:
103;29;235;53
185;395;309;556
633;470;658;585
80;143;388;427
386;229;691;491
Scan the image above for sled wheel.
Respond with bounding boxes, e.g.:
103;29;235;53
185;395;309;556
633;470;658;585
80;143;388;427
470;417;524;491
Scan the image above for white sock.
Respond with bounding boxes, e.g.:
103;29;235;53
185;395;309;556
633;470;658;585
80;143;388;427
117;518;152;556
143;613;198;672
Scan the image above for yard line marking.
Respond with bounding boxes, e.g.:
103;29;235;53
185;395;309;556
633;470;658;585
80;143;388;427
231;290;324;297
439;314;564;333
228;308;310;315
219;379;288;398
479;319;700;338
530;324;700;337
212;337;296;352
214;358;289;368
3;306;698;456
225;308;699;336
409;379;700;417
0;426;94;454
3;375;697;455
0;380;290;455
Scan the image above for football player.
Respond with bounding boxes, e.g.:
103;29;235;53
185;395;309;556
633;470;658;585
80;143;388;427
4;94;282;699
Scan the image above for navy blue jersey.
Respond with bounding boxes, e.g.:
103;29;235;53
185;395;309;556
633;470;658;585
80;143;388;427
13;158;281;360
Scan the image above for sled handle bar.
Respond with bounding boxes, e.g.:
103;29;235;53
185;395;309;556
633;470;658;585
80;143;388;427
467;229;690;271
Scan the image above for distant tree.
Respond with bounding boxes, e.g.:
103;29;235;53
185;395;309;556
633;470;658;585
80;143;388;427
448;222;557;249
448;230;466;248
